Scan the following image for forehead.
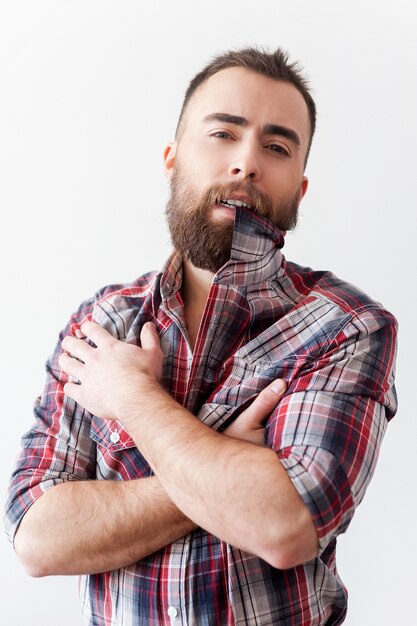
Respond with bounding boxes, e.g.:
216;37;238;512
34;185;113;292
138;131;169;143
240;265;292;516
184;67;311;145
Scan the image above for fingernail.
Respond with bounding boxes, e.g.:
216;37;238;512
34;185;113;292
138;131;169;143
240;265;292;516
271;380;286;394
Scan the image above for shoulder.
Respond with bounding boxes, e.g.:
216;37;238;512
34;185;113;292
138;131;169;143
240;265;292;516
93;270;159;308
63;270;160;341
274;261;398;407
279;260;397;329
272;261;398;419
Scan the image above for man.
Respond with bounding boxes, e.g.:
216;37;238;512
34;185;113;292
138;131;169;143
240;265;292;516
5;48;397;625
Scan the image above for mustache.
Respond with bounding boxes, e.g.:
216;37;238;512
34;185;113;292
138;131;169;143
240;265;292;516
201;182;273;218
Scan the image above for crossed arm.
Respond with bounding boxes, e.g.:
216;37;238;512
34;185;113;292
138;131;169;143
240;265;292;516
15;321;318;577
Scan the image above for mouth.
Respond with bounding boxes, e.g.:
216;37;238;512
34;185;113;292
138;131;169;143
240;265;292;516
217;198;256;211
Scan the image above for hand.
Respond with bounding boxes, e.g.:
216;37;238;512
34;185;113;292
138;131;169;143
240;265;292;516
224;379;286;446
58;320;164;421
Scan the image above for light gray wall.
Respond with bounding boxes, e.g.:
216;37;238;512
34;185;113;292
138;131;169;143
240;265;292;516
1;1;415;624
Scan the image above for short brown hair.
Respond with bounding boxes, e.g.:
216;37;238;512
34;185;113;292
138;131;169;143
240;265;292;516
176;46;316;163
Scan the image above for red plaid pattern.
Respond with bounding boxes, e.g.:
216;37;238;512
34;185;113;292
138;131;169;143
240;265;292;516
5;208;397;625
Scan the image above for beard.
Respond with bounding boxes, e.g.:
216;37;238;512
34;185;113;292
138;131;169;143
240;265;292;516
166;165;301;274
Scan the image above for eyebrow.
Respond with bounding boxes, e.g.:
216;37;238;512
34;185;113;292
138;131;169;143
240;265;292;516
202;112;301;147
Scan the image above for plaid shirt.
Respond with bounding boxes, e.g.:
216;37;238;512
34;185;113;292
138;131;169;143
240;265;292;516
5;208;397;625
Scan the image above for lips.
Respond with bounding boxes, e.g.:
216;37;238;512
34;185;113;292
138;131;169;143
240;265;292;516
211;202;236;221
218;197;255;210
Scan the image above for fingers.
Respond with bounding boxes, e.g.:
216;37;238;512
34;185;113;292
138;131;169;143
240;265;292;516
240;379;286;427
140;322;162;353
80;320;113;346
256;379;286;409
63;381;82;404
61;335;93;362
58;352;84;379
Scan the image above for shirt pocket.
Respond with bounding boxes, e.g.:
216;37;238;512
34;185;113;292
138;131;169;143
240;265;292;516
238;330;315;372
210;343;313;409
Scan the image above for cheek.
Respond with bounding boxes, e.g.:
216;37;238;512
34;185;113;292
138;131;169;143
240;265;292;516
265;165;303;199
188;137;230;173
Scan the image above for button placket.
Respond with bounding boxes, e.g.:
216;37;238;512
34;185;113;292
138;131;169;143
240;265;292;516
166;537;189;626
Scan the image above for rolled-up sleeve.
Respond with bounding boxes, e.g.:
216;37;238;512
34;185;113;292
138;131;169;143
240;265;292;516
4;299;97;545
266;306;398;551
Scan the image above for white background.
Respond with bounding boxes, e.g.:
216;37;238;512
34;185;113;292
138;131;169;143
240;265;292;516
1;1;416;624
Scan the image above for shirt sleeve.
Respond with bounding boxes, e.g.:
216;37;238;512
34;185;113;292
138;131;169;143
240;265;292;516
265;305;398;552
4;297;98;545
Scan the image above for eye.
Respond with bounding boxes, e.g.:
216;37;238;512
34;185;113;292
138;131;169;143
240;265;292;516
266;144;290;157
210;131;233;140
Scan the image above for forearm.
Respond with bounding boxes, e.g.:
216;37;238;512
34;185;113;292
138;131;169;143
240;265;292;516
126;386;318;569
14;475;197;577
58;321;317;570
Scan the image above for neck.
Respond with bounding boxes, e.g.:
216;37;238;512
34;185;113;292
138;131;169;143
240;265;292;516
181;259;214;310
180;259;214;350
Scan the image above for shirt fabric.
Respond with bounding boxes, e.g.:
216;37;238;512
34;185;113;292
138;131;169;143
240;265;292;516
5;207;398;626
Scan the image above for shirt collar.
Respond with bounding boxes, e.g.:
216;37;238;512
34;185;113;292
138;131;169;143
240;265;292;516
214;205;285;286
160;206;285;299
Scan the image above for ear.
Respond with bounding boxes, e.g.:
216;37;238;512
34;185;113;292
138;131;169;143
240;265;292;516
299;176;309;201
163;142;177;180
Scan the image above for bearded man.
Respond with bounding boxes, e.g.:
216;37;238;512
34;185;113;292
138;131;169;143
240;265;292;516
5;47;397;626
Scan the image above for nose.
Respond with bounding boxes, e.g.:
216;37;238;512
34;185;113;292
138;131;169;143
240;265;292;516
227;142;261;182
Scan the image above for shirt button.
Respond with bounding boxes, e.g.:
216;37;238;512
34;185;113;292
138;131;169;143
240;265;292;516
167;606;178;619
110;431;120;444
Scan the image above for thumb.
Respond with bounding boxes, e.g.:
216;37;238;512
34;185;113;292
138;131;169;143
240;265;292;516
242;379;286;428
140;322;162;352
